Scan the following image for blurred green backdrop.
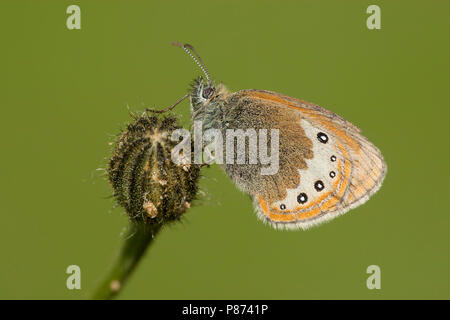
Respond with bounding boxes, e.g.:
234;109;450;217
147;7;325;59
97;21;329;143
1;0;449;299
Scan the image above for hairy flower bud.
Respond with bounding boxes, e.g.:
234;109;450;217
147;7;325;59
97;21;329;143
108;113;199;225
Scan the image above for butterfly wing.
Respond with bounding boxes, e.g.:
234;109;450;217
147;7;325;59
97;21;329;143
223;89;386;230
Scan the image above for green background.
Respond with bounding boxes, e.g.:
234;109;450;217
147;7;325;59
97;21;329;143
1;0;449;299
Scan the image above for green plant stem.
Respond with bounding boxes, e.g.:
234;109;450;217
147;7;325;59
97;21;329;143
91;222;162;300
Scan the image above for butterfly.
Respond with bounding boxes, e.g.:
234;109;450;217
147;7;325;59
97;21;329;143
165;43;387;230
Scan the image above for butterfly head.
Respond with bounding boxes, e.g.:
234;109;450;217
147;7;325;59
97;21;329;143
189;76;218;112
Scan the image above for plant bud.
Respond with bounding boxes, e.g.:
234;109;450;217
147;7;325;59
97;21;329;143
108;113;199;225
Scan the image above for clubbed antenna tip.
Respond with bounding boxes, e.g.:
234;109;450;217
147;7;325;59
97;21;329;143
172;41;211;83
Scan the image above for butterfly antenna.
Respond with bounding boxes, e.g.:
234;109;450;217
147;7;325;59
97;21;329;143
172;42;211;83
145;93;189;113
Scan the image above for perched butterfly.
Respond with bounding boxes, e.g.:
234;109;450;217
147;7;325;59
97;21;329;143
166;43;387;230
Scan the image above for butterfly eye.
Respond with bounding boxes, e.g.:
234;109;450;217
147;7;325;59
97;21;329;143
202;87;214;99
